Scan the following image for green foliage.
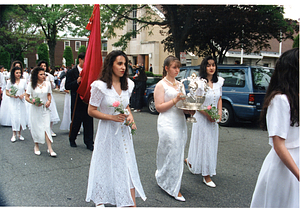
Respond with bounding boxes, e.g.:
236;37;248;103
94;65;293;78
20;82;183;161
145;71;154;77
63;46;74;67
76;45;87;64
0;48;11;69
293;34;299;48
36;43;50;65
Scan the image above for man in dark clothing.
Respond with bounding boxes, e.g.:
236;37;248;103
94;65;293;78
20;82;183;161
65;52;94;151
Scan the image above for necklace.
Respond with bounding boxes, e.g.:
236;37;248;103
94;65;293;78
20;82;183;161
164;77;177;86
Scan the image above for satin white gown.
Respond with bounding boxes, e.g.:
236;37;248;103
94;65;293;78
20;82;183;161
86;79;146;207
155;80;187;198
250;94;299;208
26;81;53;144
59;77;71;130
187;77;224;176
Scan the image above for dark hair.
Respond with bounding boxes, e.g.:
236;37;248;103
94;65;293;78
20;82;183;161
11;60;23;71
260;48;299;130
136;68;147;82
37;60;49;71
200;56;218;83
100;50;129;90
162;55;181;77
31;67;45;89
10;67;23;84
78;52;85;60
0;65;4;69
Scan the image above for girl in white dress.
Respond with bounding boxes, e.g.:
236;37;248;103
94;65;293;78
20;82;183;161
185;56;224;188
6;66;27;142
25;67;57;157
250;48;299;208
154;55;190;202
59;77;71;130
37;61;60;136
86;50;146;207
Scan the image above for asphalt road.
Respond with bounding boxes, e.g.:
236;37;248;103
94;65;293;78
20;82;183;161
0;91;271;207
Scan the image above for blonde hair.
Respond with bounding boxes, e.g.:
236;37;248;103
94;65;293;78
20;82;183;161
162;55;181;77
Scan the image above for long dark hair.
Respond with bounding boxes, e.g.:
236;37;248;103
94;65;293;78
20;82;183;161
11;60;23;71
162;55;181;78
200;55;218;83
10;67;23;84
260;48;299;130
31;67;45;89
136;68;147;82
100;50;129;90
37;60;49;71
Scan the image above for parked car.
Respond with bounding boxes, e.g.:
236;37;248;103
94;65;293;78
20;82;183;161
144;64;274;126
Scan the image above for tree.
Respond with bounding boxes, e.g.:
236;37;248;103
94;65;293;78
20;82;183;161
0;49;11;70
76;45;87;64
20;4;93;68
36;43;50;65
0;5;41;66
102;5;297;63
63;46;74;68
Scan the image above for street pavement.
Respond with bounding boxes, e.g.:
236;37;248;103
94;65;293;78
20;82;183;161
0;90;271;207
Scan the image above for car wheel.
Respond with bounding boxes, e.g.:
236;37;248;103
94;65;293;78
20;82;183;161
148;96;158;114
220;102;234;126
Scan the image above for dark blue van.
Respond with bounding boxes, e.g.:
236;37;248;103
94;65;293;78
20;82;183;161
144;64;273;126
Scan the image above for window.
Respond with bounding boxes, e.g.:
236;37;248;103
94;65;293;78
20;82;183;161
219;68;246;87
64;41;70;49
132;7;137;38
251;67;273;90
75;41;81;51
102;41;107;51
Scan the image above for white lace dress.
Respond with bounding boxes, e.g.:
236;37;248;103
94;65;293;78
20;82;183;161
26;81;53;144
46;72;60;124
86;79;146;207
6;79;27;131
0;77;12;126
187;77;224;176
250;94;299;208
155;80;187;198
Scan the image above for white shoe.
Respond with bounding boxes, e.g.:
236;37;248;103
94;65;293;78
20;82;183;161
11;136;16;142
51;130;56;137
203;177;216;188
175;195;186;202
34;146;41;156
47;149;57;157
19;135;25;141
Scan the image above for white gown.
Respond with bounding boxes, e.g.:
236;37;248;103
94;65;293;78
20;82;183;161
86;79;146;207
155;80;187;198
250;94;299;208
0;74;11;126
187;77;224;176
59;78;71;130
26;81;53;144
6;79;27;131
46;72;60;124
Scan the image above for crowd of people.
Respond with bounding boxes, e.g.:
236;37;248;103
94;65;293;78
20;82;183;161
0;48;299;207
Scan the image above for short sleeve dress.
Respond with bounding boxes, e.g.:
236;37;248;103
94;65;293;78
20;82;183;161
86;79;146;207
187;77;224;176
26;81;53;144
6;79;27;131
250;94;299;208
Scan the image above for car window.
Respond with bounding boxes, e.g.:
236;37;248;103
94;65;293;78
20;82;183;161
176;69;186;81
218;68;245;87
251;67;273;90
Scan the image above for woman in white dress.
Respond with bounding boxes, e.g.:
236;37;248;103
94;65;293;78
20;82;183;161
37;60;60;136
86;50;146;207
6;66;27;142
250;48;299;208
154;55;190;202
59;77;71;130
185;56;224;188
25;67;57;157
0;61;22;126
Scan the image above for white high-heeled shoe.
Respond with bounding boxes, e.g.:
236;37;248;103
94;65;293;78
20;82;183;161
11;135;16;143
203;177;216;188
174;195;186;202
47;149;57;157
34;146;41;156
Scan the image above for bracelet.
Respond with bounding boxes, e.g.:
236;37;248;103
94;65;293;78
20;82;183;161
172;99;176;105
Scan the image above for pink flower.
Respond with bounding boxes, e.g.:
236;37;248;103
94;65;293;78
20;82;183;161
32;99;35;102
112;101;120;107
9;89;11;92
207;105;212;110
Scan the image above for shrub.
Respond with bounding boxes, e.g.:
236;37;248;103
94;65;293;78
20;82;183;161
63;46;74;68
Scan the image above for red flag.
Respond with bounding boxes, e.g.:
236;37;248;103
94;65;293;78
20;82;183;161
77;4;102;103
